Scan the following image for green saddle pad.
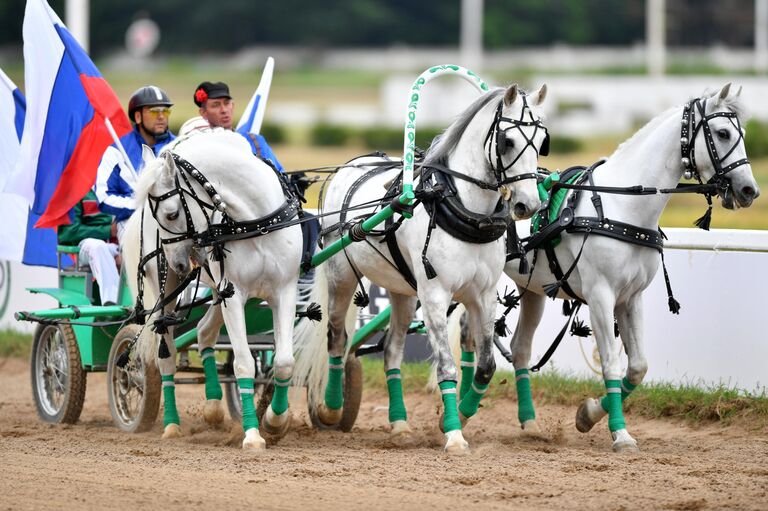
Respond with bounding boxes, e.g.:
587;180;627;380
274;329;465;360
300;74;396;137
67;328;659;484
531;170;584;246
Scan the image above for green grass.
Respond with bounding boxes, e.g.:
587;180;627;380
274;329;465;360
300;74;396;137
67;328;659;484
359;357;768;426
0;329;32;358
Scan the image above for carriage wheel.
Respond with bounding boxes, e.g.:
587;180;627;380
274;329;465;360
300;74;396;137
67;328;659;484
30;323;87;424
107;324;161;433
308;354;363;432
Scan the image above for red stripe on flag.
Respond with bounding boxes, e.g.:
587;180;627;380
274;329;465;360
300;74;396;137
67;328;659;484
36;76;130;229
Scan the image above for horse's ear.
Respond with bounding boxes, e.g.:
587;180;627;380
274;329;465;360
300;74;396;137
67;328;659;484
529;83;548;106
141;144;155;166
504;84;519;106
736;85;743;97
715;82;732;104
161;150;175;181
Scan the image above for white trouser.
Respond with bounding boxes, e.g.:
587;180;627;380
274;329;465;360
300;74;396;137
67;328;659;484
78;239;120;305
116;219;128;244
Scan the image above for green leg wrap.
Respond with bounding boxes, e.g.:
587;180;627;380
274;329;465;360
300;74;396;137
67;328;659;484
439;380;461;433
458;379;488;419
271;377;291;415
201;348;223;401
238;378;259;431
162;374;180;427
602;379;626;432
515;368;536;423
600;376;637;411
386;369;407;423
459;351;475;400
325;356;344;410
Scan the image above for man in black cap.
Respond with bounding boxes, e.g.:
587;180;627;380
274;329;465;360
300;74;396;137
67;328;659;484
194;81;283;171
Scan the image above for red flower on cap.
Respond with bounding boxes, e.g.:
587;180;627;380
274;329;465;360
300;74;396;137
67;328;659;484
195;88;208;104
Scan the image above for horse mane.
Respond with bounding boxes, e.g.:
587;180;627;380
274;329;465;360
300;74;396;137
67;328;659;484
423;88;505;164
133;156;165;207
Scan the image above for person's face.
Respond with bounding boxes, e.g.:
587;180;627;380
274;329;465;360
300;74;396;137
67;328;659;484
135;105;171;136
200;97;234;130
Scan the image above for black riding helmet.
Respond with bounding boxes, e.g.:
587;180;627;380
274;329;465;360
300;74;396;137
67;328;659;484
128;85;173;122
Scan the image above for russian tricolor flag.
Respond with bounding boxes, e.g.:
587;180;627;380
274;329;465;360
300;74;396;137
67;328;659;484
8;0;131;266
0;69;28;262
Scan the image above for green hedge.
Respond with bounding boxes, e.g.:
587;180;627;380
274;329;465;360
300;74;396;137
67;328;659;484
310;123;350;146
361;126;443;152
548;136;583;154
745;119;768;158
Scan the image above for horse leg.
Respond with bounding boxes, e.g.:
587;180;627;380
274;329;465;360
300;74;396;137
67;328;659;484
383;292;418;442
197;304;225;426
458;310;476;400
422;288;469;455
457;292;497;423
158;272;181;438
509;291;546;434
576;294;646;442
221;289;266;451
317;261;358;426
262;283;299;437
576;287;638;453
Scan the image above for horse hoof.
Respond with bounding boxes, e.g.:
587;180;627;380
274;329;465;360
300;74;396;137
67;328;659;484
443;430;470;456
203;399;225;425
162;423;181;439
520;419;544;437
575;397;605;433
242;428;267;452
389;420;414;446
317;403;343;426
262;407;291;439
611;429;639;453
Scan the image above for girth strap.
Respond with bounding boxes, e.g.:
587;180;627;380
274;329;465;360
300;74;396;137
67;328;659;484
383;215;418;290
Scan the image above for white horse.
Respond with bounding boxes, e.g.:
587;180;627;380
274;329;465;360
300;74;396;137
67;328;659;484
491;84;759;452
294;84;548;454
124;130;303;451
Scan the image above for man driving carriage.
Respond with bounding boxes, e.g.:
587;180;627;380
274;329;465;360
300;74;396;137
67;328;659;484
95;85;177;241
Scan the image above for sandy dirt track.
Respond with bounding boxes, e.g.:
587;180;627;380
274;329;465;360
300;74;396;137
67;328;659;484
1;356;766;510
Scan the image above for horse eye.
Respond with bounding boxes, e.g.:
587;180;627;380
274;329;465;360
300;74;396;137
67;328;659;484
166;210;179;221
717;129;730;140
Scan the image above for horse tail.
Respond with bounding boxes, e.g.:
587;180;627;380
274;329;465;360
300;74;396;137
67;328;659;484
427;303;465;392
292;263;357;409
120;206;161;368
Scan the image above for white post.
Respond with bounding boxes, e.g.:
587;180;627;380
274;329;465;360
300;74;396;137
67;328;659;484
646;0;665;77
460;0;484;70
756;0;768;74
66;0;89;53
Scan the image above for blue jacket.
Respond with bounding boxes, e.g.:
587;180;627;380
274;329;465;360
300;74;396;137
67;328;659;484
95;127;176;221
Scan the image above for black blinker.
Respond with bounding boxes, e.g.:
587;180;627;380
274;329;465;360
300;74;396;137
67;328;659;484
496;129;511;154
540;133;550;156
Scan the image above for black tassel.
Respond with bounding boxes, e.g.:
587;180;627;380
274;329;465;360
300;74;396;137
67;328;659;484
494;316;509;337
218;281;235;299
296;302;323;322
570;318;592;338
614;319;620;338
543;281;562;299
353;290;369;308
518;255;529;275
115;348;131;368
158;338;171;359
422;256;438;280
498;288;520;309
668;296;681;315
562;300;573;317
694;206;712;231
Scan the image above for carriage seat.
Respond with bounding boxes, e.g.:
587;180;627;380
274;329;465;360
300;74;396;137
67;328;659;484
56;244;99;304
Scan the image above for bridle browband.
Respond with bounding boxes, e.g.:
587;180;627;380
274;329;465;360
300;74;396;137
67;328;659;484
483;93;549;188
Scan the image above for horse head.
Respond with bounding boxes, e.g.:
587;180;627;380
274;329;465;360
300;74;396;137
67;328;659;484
686;83;760;209
492;83;548;220
145;150;207;277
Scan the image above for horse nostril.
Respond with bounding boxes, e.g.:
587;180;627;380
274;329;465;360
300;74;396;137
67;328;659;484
513;202;528;218
741;186;756;199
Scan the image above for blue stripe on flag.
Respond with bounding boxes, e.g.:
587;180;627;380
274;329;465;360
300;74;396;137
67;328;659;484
12;87;25;141
22;211;58;268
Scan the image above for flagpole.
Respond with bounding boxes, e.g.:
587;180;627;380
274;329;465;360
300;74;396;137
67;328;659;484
104;117;138;179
